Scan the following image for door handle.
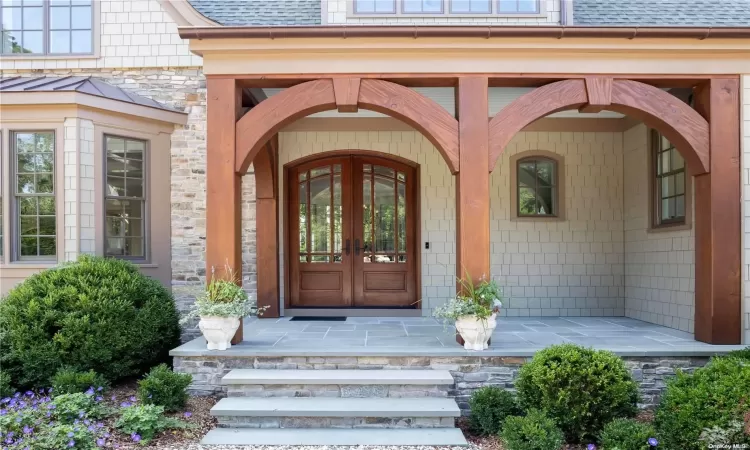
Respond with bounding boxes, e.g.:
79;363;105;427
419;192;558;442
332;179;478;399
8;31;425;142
354;239;361;256
345;239;351;256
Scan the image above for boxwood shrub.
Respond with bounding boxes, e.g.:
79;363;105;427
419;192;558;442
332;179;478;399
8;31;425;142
515;343;639;443
469;386;522;435
0;256;181;388
500;409;564;450
655;356;750;450
138;364;192;412
600;418;656;450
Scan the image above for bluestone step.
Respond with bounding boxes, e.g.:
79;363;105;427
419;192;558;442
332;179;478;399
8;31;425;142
211;397;461;417
201;428;469;446
222;369;455;385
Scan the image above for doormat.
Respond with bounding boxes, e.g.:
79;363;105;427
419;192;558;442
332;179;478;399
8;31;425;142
289;316;347;322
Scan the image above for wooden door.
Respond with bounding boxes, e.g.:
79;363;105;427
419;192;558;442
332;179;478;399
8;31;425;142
351;157;417;307
289;158;352;307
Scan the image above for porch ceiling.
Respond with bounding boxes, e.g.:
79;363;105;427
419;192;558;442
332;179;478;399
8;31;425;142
170;316;746;358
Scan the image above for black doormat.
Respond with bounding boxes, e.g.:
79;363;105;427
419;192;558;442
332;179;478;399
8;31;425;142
289;316;347;322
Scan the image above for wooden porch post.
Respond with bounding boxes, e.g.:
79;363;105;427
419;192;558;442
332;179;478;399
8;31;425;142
455;77;491;286
206;77;244;343
254;136;280;318
693;78;742;344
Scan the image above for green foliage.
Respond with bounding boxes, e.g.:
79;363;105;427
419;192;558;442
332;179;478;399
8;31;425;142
600;418;656;450
0;255;181;388
0;370;12;398
115;404;188;444
726;346;750;361
469;386;522;435
500;409;565;450
433;272;503;320
180;265;265;322
138;364;192;412
52;368;109;396
516;343;639;443
699;420;748;448
51;392;109;421
654;356;750;450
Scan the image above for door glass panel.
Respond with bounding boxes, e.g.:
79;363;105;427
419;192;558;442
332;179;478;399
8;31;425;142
398;181;406;254
333;173;342;263
310;167;330;178
363;176;372;260
310;176;332;256
299;182;307;253
374;174;395;253
374;165;395;178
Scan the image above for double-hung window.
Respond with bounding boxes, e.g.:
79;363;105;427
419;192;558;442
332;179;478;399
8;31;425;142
652;130;688;227
104;135;147;260
0;0;93;55
13;131;56;260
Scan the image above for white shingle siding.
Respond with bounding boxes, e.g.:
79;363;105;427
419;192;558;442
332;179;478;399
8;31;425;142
623;125;695;333
492;131;625;318
0;0;201;71
62;118;97;261
742;74;750;344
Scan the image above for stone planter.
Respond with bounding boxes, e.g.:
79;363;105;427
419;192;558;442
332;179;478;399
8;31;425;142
199;315;240;351
455;313;497;351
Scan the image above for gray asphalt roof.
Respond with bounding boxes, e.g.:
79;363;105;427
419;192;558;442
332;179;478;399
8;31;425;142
185;0;750;27
573;0;750;26
0;76;181;112
188;0;321;26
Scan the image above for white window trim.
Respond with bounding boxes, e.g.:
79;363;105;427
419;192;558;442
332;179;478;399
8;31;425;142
348;0;546;18
0;0;99;59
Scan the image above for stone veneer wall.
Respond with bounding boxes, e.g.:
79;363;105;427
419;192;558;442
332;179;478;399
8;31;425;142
622;124;696;333
491;131;625;317
173;354;711;413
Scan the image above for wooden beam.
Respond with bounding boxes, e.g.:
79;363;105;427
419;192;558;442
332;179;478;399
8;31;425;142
254;137;280;318
332;78;361;113
456;77;490;287
693;78;742;345
579;77;613;113
206;77;244;344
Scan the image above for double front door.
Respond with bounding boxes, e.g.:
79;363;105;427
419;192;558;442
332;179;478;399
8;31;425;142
289;155;417;308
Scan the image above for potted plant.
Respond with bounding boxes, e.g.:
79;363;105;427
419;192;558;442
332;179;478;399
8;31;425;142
433;273;502;351
181;265;265;350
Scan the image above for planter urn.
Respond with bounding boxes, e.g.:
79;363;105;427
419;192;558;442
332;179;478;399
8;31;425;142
199;316;241;351
455;313;497;351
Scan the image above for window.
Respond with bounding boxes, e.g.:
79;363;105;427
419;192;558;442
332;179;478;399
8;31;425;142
498;0;539;13
652;130;688;227
403;0;443;13
354;0;396;13
352;0;540;15
1;0;93;55
451;0;491;13
13;131;56;260
105;136;147;259
510;151;564;220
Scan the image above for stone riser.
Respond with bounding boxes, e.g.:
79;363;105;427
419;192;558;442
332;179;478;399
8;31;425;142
227;384;450;398
216;416;456;429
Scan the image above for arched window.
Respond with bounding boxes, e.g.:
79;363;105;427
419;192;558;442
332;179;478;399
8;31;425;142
510;151;564;220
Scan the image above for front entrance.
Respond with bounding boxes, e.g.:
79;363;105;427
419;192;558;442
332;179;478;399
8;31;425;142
288;154;418;308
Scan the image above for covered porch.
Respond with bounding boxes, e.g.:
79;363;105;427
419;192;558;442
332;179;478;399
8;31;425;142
191;31;744;347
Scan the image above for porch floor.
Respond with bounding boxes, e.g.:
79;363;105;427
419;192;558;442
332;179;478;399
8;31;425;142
170;316;746;358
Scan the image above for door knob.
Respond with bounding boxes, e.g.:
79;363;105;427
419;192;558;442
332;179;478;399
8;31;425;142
345;239;351;256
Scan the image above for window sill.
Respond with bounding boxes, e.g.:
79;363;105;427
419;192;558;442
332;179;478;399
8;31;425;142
511;215;565;222
648;223;692;233
0;53;98;60
0;262;57;270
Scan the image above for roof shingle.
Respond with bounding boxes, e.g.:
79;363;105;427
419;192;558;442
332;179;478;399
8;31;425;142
188;0;321;26
573;0;750;26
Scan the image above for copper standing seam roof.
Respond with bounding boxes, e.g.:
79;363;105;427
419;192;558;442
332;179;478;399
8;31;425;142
178;25;750;40
0;76;182;113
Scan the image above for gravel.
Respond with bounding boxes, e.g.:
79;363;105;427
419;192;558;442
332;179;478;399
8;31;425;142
153;446;482;450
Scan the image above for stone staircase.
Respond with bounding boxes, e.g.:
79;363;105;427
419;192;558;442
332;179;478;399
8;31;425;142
201;369;468;446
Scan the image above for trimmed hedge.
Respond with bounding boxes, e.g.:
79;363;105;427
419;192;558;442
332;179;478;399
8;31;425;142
138;364;192;412
600;418;656;450
469;386;522;435
655;356;750;450
500;409;564;450
515;344;639;443
0;256;181;389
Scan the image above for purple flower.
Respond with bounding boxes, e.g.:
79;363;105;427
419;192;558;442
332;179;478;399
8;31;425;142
587;445;596;450
0;409;6;416
120;402;131;408
68;440;76;447
648;437;659;447
96;438;105;447
95;396;103;402
131;433;141;442
129;396;136;402
67;432;75;438
111;395;117;401
22;426;32;435
97;386;103;392
184;411;192;418
78;411;85;418
85;388;95;396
